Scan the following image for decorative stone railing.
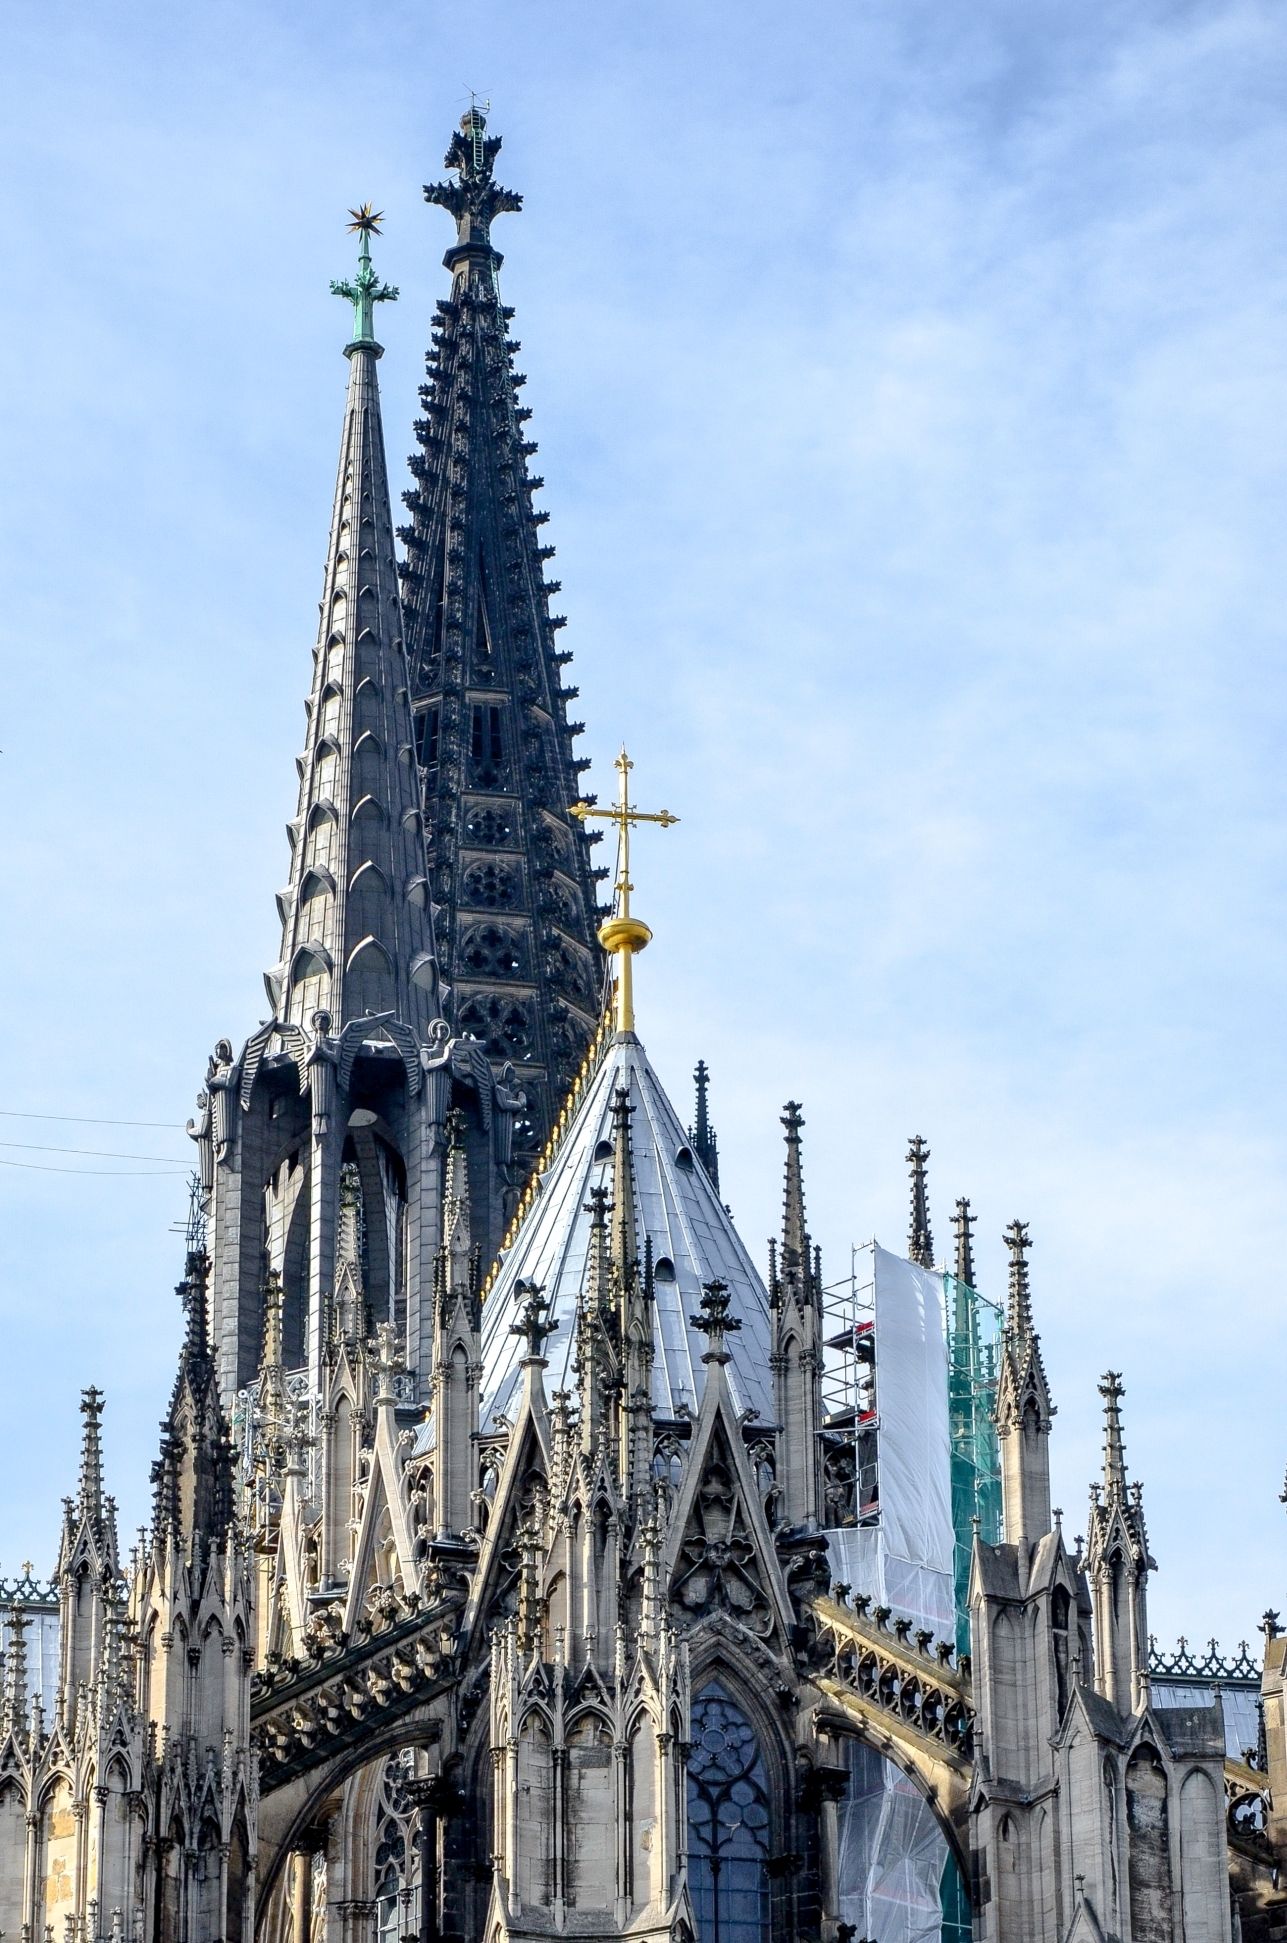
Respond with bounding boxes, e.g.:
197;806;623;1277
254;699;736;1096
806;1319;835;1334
808;1591;974;1768
251;1589;463;1790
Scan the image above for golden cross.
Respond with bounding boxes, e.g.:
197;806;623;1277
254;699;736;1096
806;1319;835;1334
571;748;678;1035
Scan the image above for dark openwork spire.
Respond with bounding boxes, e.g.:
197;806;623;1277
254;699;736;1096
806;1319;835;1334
690;1059;720;1189
951;1196;976;1288
907;1135;934;1268
269;207;442;1033
402;109;605;1165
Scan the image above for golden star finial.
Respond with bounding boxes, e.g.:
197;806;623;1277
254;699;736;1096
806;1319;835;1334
346;203;384;236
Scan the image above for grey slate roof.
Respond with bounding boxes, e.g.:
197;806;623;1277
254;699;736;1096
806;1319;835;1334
479;1032;775;1430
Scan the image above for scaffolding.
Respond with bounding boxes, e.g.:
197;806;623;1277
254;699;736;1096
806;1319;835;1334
820;1249;880;1531
944;1271;1002;1656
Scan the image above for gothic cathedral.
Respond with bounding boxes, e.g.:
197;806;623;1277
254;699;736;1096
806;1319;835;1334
1;109;1282;1943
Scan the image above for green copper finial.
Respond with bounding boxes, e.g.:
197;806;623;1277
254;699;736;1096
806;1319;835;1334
330;204;398;354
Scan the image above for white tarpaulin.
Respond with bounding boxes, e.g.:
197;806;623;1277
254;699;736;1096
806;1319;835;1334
825;1244;954;1636
825;1243;957;1942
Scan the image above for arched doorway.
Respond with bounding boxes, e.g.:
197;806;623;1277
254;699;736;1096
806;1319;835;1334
686;1682;772;1943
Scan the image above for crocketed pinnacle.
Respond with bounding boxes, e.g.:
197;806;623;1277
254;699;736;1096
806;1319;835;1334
952;1196;976;1289
610;1083;640;1278
151;1250;234;1551
995;1218;1054;1433
77;1385;106;1529
1099;1371;1128;1502
1087;1369;1152;1572
779;1102;811;1291
269;214;442;1034
907;1136;934;1268
690;1059;720;1189
402;110;604;1163
1004;1218;1036;1343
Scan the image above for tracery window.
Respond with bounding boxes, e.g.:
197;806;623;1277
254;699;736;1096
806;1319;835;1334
458;994;532;1060
373;1750;417;1939
465;805;514;846
459;922;527;979
463;861;518;910
686;1683;771;1943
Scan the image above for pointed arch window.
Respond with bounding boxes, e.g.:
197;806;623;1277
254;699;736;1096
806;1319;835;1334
686;1682;771;1943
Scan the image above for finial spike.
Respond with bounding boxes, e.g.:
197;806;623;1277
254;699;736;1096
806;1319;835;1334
690;1278;741;1365
331;205;399;353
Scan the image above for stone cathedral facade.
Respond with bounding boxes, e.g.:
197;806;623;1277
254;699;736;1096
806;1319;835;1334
1;109;1283;1943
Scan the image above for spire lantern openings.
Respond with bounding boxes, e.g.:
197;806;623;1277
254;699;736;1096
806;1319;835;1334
330;205;399;355
571;747;678;1036
426;106;523;279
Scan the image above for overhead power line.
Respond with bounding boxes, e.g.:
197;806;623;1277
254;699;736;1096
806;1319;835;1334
0;1141;188;1164
0;1109;186;1130
0;1157;188;1177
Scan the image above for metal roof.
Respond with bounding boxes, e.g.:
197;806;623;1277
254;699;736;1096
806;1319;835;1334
479;1033;775;1431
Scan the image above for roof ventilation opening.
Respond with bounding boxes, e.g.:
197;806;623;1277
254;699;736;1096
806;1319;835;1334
592;1138;613;1165
654;1256;676;1282
675;1145;695;1170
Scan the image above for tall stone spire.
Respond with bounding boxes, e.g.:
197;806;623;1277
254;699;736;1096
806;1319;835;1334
268;206;442;1033
907;1134;934;1268
401;109;605;1162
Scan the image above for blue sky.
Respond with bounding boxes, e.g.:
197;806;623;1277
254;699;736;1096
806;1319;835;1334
2;0;1285;1649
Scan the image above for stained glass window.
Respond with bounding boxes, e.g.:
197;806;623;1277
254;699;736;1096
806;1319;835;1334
686;1682;771;1943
